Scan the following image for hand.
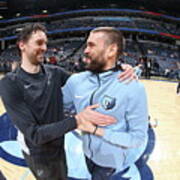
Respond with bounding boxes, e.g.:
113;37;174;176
76;117;104;136
76;104;116;126
77;116;96;133
118;64;137;82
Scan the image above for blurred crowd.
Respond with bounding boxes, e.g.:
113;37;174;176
0;38;179;80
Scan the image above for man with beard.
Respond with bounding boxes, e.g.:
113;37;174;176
63;27;148;180
0;23;135;180
0;23;119;180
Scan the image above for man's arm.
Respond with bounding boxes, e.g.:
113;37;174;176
0;76;115;145
54;65;70;86
0;76;77;146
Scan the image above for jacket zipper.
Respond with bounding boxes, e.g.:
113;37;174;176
88;74;101;159
89;74;101;105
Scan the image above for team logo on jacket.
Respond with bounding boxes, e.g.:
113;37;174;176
101;95;116;110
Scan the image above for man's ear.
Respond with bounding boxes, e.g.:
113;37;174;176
112;44;118;53
18;41;25;51
108;44;118;57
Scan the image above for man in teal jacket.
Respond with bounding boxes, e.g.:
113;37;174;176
63;27;148;180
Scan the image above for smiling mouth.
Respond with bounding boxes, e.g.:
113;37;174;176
83;56;91;64
37;54;44;58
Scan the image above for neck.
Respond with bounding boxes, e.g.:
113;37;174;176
91;62;117;74
103;60;116;71
21;58;41;74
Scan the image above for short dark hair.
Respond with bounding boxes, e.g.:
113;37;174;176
17;23;47;43
16;23;47;56
91;27;124;57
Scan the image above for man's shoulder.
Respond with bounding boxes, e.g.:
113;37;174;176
43;64;68;76
124;80;146;99
43;64;59;72
126;80;145;90
44;64;64;71
69;71;90;80
1;71;18;82
0;71;18;94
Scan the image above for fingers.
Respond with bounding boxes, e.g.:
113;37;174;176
89;111;116;126
121;64;131;69
86;104;100;110
119;68;134;81
76;114;95;133
123;74;134;84
121;73;138;84
79;105;117;126
118;64;136;82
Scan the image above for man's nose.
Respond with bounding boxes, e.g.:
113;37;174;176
41;44;47;52
84;46;90;54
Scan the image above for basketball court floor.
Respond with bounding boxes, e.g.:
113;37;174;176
0;79;180;180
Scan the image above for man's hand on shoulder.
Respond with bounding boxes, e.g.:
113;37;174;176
118;64;137;83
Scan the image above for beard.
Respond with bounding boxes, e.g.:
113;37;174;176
83;55;106;73
29;53;45;65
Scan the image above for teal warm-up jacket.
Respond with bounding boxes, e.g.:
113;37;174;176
63;69;148;175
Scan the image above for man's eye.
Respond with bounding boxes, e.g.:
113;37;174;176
38;42;43;45
37;40;46;46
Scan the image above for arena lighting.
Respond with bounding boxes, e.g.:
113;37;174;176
16;13;21;17
0;15;3;19
15;27;23;32
80;5;87;9
42;9;48;13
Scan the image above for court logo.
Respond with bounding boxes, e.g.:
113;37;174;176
0;113;27;167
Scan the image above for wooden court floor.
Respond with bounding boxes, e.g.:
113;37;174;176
141;80;180;180
0;79;180;180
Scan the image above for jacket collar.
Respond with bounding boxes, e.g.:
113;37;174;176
88;68;122;83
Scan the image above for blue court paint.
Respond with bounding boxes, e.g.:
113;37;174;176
0;113;27;166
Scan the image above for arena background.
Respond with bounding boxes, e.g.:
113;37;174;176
0;0;180;180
